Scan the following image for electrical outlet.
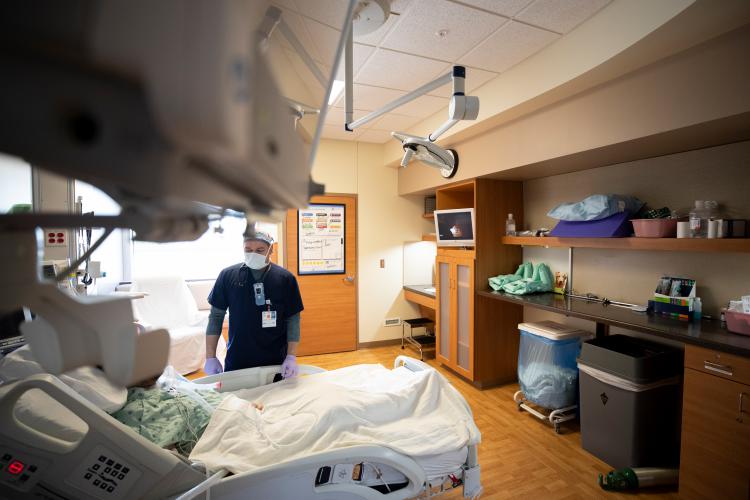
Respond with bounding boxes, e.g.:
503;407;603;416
384;317;401;327
44;229;67;247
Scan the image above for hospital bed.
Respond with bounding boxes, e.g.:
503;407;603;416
0;356;481;499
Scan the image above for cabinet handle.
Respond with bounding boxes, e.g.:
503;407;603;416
739;392;748;423
704;360;733;376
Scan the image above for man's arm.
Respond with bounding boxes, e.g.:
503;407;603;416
206;305;226;358
286;312;300;355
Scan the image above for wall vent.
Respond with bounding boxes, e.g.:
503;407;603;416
384;317;401;327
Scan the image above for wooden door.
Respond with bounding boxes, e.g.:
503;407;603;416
679;368;750;499
453;256;475;379
286;195;357;356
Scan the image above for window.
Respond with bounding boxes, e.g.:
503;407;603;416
133;219;280;281
74;179;283;283
0;153;32;213
73;180;127;294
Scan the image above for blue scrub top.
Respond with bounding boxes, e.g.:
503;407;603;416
208;263;304;371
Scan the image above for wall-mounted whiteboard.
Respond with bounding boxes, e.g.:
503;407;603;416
298;204;345;275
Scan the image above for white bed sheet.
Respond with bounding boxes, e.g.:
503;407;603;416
190;364;481;475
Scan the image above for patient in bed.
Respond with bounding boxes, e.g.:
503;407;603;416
111;377;262;455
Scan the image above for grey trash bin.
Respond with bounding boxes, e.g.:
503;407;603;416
577;335;683;469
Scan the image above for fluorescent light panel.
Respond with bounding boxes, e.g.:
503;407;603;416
328;79;345;105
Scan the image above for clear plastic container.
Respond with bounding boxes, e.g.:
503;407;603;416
505;213;516;236
689;200;719;238
517;321;589;409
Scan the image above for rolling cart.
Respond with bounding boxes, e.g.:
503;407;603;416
514;321;590;434
401;317;435;361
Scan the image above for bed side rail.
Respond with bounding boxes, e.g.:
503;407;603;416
196;445;428;500
394;355;433;373
191;364;325;392
0;375;203;499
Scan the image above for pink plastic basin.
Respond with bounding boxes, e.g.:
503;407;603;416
632;219;677;238
726;310;750;336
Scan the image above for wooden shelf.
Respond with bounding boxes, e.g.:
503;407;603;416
422;233;436;242
423;213;435;220
501;236;750;253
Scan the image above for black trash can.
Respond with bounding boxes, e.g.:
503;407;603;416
577;334;683;469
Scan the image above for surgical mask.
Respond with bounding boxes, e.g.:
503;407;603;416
244;250;269;270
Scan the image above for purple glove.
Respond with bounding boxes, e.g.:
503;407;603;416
281;354;299;379
204;357;223;375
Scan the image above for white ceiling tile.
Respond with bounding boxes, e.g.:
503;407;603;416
294;0;350;29
455;0;535;17
274;6;322;62
324;107;372;128
324;44;376;81
516;0;611;34
272;0;299;10
428;66;498;97
368;113;421;131
283;48;325;102
333;84;406;110
397;94;448;118
358;129;395;143
321;124;364;140
459;20;559;73
381;0;507;61
355;49;449;92
303;17;345;68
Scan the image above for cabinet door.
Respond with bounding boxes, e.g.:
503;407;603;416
679;368;750;499
435;256;452;366
453;257;474;378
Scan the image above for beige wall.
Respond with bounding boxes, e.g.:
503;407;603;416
311;140;432;344
521;140;750;321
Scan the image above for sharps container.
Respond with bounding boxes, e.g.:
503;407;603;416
577;335;683;469
517;321;589;410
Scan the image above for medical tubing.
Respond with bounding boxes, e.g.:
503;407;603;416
363;462;392;493
174;467;228;500
55;226;114;281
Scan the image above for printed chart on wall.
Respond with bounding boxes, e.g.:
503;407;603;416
298;204;345;275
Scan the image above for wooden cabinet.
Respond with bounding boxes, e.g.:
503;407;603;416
436;252;475;379
431;178;524;386
679;346;750;499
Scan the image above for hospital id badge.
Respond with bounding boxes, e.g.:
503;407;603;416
262;310;277;328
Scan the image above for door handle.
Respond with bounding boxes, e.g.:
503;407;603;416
343;276;355;283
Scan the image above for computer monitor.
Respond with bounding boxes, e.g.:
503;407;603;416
434;208;475;247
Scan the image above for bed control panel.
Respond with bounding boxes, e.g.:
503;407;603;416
0;447;47;493
66;445;142;500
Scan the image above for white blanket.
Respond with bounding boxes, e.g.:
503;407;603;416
189;364;480;474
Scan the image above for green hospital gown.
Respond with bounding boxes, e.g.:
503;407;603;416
112;387;226;455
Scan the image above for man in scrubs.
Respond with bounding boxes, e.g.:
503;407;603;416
203;231;303;378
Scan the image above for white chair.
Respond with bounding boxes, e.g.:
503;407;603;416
130;275;226;375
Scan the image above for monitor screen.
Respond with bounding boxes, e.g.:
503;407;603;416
435;209;474;244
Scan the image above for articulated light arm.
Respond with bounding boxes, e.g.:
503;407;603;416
345;71;454;131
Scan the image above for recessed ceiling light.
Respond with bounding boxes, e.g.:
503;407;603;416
328;79;345;105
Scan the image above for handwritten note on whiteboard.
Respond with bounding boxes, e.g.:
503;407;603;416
298;204;345;275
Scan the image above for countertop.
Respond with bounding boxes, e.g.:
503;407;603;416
403;284;436;298
478;290;750;357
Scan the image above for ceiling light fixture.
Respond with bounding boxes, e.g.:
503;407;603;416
328;80;345;105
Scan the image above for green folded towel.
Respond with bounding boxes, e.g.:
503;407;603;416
488;262;553;295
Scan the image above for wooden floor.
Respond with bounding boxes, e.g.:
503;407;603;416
191;345;680;499
304;345;680;500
